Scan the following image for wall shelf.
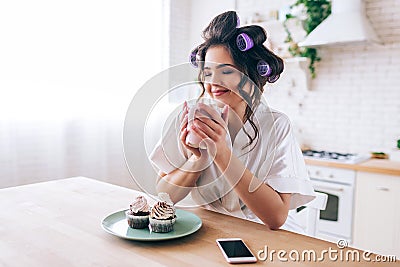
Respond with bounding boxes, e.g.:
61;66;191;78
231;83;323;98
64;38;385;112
283;57;311;90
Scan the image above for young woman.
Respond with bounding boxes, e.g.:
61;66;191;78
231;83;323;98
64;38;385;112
150;11;315;230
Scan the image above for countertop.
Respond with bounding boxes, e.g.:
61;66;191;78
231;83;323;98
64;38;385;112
304;159;400;176
0;177;391;266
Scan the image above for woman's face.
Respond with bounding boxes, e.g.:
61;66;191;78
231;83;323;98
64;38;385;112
203;45;247;112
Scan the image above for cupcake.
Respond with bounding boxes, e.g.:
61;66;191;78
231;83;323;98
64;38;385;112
126;195;150;229
149;194;176;233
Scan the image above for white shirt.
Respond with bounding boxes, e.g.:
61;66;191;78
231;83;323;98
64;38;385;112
150;101;316;232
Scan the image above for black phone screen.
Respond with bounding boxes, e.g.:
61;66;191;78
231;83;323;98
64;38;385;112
218;240;253;258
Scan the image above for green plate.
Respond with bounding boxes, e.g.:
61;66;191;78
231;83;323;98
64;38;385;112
101;209;202;241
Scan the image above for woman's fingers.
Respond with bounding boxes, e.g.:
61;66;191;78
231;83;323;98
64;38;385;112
180;126;188;142
179;103;201;158
195;113;228;137
180;101;189;123
180;125;202;158
197;103;225;126
221;105;229;123
193;117;228;145
190;122;217;157
179;101;228;158
180;114;188;132
193;118;219;140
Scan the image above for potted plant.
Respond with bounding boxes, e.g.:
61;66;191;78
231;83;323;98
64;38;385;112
284;0;331;78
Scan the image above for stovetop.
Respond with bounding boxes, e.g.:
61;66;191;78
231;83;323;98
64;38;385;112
302;149;370;164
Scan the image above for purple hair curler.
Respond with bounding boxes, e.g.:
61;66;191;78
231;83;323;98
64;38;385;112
267;74;280;83
236;16;240;28
236;33;254;51
189;50;198;68
257;60;272;77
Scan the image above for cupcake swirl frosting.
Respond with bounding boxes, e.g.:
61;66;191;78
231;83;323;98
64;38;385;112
130;196;150;213
150;201;175;220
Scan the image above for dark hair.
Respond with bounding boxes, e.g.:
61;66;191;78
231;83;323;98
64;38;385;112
191;11;284;150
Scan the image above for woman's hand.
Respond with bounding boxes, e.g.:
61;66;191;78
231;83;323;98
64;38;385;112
189;103;229;159
179;101;202;158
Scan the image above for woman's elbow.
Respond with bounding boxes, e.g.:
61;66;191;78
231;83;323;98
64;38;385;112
266;212;288;230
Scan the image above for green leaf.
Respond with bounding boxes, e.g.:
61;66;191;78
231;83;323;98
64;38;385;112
284;0;332;78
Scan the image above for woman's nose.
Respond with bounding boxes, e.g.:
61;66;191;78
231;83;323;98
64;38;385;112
208;73;223;86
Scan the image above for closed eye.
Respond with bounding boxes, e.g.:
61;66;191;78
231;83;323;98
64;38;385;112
222;69;233;75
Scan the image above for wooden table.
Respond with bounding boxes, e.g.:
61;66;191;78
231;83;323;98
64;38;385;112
305;158;400;176
0;177;396;266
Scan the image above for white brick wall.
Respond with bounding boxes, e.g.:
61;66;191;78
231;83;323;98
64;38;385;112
170;0;400;156
241;0;400;155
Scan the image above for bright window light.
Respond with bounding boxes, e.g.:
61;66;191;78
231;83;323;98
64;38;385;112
0;0;167;121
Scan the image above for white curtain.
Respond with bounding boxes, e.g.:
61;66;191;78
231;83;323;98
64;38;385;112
0;0;168;188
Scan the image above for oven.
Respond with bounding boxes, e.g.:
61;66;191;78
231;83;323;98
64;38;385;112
290;150;370;243
309;166;356;243
292;164;356;244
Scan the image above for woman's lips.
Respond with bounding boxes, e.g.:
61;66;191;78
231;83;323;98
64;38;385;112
211;89;229;97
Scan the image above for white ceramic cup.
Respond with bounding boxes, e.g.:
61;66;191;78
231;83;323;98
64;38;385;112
185;101;223;149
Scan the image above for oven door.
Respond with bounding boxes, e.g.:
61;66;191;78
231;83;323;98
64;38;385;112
311;179;353;240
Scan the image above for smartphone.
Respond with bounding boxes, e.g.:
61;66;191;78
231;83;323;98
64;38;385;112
216;238;257;264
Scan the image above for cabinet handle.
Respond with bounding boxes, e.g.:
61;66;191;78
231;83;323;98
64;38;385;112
315;185;344;192
375;186;389;191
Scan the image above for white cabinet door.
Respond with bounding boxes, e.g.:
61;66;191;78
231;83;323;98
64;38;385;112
353;171;400;258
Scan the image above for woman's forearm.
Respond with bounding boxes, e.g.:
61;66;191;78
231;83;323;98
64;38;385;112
156;155;203;204
215;147;291;229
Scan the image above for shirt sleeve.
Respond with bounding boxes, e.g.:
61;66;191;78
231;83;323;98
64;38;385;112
149;116;187;174
259;112;316;210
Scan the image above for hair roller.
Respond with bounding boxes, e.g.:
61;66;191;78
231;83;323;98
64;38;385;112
236;33;254;51
257;60;272;77
236;15;240;28
267;74;280;83
189;48;199;68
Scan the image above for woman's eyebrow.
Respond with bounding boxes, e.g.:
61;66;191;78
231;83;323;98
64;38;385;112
216;63;235;69
204;63;236;70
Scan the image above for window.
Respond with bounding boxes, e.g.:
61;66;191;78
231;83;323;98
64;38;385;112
0;0;168;188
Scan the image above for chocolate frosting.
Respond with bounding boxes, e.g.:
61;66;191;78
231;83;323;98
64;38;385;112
150;201;175;220
129;196;150;214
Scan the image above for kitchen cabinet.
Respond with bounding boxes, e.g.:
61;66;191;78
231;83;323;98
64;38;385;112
353;171;400;258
